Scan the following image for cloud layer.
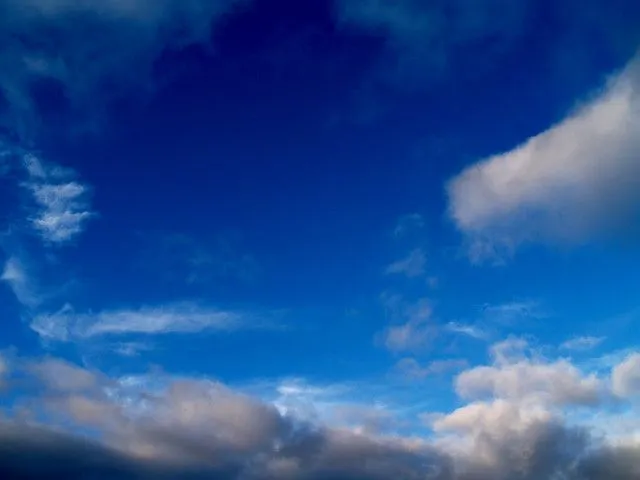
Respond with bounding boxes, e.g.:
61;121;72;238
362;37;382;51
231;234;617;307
447;56;640;256
0;345;639;479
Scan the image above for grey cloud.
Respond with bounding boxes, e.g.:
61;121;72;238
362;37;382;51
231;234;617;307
1;354;640;479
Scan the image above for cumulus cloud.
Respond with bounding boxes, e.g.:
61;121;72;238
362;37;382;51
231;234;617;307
30;302;249;342
0;351;638;479
455;338;606;408
612;352;640;399
0;0;247;135
448;56;640;256
385;248;426;278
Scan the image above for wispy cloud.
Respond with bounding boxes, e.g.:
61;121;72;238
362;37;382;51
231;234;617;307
30;302;252;342
561;336;605;352
445;321;488;340
146;232;259;285
378;297;436;352
395;357;468;380
385;248;426;278
481;300;545;325
22;154;94;244
393;213;424;238
0;255;40;308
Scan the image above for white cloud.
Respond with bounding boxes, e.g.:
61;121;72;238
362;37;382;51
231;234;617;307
445;322;487;340
28;182;93;243
22;154;94;244
561;336;605;352
447;56;640;256
0;256;40;308
612;352;640;399
454;338;605;408
30;302;246;342
385;248;426;278
456;359;603;407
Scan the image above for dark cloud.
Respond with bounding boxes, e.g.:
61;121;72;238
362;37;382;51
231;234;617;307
0;354;638;479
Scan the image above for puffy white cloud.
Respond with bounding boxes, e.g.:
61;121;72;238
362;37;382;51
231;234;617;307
447;56;640;256
456;359;603;407
455;338;604;407
30;302;247;342
612;352;640;399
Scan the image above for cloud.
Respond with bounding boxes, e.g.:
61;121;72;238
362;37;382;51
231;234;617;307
395;358;468;380
445;322;487;340
612;352;640;399
561;336;605;352
385;248;426;278
0;353;638;479
0;255;40;308
30;302;249;342
480;300;545;325
379;298;437;352
454;338;610;410
447;56;640;256
0;0;247;135
1;350;640;478
21;153;94;244
27;357;98;392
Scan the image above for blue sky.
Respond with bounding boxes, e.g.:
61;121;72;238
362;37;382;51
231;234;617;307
1;1;640;478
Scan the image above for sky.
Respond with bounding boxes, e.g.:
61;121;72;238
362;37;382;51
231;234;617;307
0;0;640;478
